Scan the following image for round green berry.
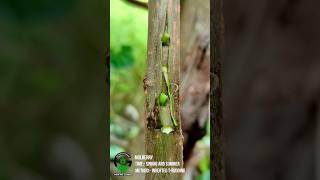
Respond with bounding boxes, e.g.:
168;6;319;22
159;93;168;106
161;33;170;46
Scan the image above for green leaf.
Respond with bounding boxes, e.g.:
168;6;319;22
110;46;134;69
159;93;168;106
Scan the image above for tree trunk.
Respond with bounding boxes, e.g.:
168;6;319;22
211;0;226;180
144;0;183;180
180;0;210;164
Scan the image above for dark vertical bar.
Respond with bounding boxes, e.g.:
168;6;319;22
211;0;226;179
106;0;110;178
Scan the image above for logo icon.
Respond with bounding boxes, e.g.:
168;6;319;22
114;152;132;175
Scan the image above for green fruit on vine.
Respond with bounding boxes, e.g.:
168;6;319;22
159;93;168;106
161;33;170;46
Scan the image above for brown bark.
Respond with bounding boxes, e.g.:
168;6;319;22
144;0;183;180
211;0;226;180
180;0;210;163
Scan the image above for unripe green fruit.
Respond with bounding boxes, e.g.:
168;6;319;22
159;93;168;106
161;33;170;46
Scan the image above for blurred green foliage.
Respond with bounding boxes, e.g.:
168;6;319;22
198;121;210;179
0;0;106;178
197;170;210;180
109;0;147;163
110;144;125;161
110;0;147;118
110;45;134;69
0;0;75;21
199;154;210;174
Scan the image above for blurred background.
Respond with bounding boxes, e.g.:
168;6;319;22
2;0;319;179
223;0;320;179
0;0;107;179
110;0;210;180
109;0;147;179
